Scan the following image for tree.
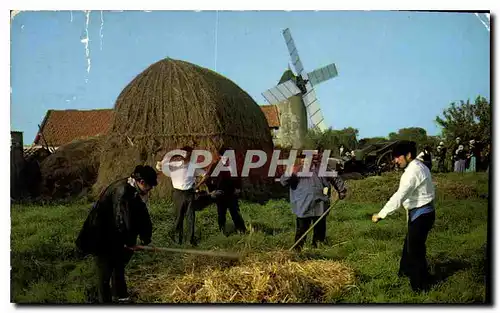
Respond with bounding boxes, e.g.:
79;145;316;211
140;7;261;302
358;137;388;148
388;127;429;150
435;96;491;145
388;132;398;140
391;127;427;142
304;127;359;156
425;135;443;151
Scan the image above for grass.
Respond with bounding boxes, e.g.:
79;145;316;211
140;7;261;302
10;172;489;303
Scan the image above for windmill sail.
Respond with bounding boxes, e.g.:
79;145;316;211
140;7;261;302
282;28;305;77
262;27;337;132
262;79;302;104
302;83;327;131
307;63;338;87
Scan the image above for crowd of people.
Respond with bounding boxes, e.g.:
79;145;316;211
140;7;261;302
75;140;460;303
425;137;490;173
339;137;491;174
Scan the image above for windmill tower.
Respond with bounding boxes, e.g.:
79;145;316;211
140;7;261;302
262;28;338;148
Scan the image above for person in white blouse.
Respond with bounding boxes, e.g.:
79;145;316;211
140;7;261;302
372;141;436;292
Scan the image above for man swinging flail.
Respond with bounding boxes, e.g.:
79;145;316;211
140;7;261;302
372;141;436;292
76;165;158;303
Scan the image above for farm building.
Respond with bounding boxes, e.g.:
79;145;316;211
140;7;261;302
31;105;281;149
11;131;24;199
30;109;114;150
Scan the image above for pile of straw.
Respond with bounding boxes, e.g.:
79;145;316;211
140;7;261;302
39;137;102;199
93;58;273;201
139;251;355;303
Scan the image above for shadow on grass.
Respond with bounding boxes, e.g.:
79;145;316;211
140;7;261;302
361;227;403;241
248;222;288;236
429;259;471;285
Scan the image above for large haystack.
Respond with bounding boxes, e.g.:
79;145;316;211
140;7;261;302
94;58;274;201
40;138;102;200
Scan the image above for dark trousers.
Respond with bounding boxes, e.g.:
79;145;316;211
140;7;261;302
294;216;327;250
172;189;196;245
95;250;133;303
399;211;435;291
437;158;446;173
216;195;246;233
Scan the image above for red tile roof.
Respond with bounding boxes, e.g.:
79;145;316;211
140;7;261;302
34;105;281;146
260;105;280;128
34;109;114;146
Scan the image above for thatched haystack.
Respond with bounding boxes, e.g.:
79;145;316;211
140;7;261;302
136;251;355;303
94;58;274;201
40;138;102;200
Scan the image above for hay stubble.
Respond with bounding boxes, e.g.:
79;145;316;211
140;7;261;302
136;251;355;303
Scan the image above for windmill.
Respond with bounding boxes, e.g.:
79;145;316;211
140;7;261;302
262;28;338;133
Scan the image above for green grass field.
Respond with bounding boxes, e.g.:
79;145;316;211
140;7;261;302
10;172;490;303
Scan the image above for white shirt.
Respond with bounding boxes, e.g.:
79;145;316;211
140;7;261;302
161;160;205;191
378;159;435;219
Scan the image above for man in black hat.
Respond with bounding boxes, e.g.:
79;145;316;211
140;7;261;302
372;141;436;292
76;165;158;303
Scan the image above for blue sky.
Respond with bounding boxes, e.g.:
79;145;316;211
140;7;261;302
10;10;490;143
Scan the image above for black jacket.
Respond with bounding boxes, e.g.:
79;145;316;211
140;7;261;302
437;147;447;159
75;178;152;256
421;151;431;163
454;149;467;161
206;166;242;195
